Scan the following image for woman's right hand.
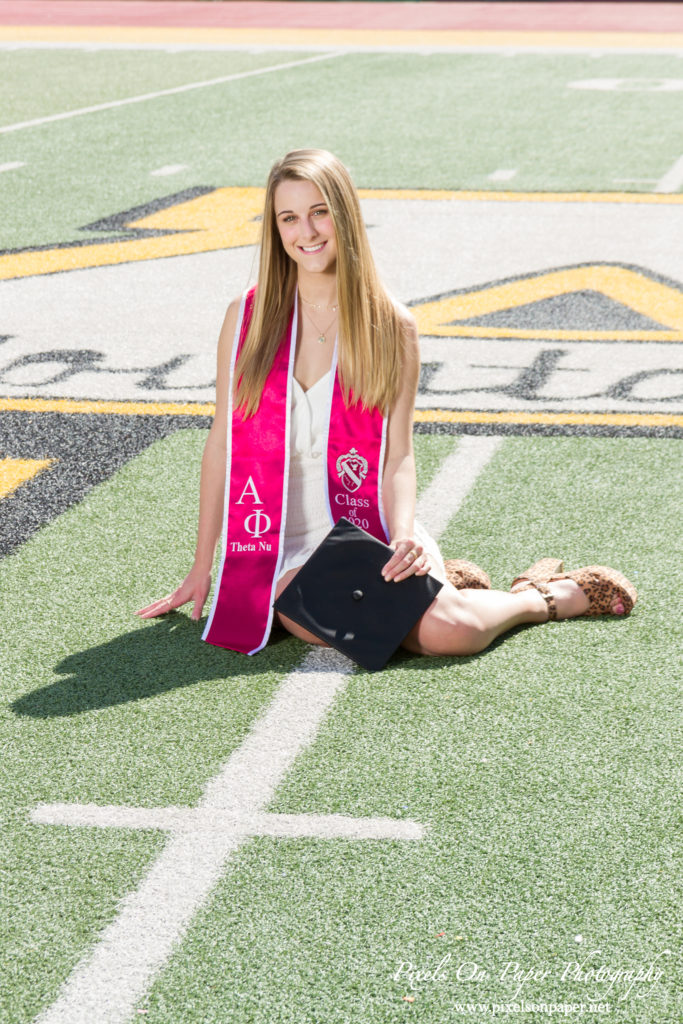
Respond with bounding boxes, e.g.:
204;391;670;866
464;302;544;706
135;567;212;622
136;298;239;626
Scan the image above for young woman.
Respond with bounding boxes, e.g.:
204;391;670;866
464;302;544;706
137;149;637;657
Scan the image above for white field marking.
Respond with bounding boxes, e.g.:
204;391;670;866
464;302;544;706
655;155;683;193
29;441;494;1024
487;168;517;182
416;435;502;541
0;160;25;172
32;804;423;841
150;164;187;177
568;77;683;91
0;52;342;135
31;648;360;1024
3;41;683;56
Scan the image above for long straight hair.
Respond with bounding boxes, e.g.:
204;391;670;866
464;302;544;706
234;149;406;416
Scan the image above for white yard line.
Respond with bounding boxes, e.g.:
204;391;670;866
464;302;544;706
416;435;502;541
0;52;342;135
33;802;424;840
0;160;25;172
30;435;500;1024
2;41;683;56
654;154;683;193
32;648;366;1024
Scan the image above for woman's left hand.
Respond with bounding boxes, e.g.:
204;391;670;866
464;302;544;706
382;537;431;582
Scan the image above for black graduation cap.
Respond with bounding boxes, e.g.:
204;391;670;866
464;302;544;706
274;517;443;671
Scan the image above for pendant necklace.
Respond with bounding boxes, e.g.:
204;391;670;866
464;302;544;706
303;305;338;345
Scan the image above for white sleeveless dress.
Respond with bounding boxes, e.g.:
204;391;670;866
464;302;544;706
279;371;446;582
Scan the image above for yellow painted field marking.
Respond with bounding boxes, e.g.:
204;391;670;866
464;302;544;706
413;409;683;428
0;188;264;281
2;26;683;50
1;398;680;430
2;188;682;282
413;265;683;341
357;190;683;205
0;457;54;499
0;398;214;416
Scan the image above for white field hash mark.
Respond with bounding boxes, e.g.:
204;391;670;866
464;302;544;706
30;435;502;1024
0;52;342;135
487;168;517;182
150;164;188;177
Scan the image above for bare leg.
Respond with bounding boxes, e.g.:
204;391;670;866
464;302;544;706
403;579;592;657
274;567;603;658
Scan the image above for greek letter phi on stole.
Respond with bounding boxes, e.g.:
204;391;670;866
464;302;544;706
203;288;389;655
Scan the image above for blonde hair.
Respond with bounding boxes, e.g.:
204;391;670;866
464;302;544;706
234;149;406;416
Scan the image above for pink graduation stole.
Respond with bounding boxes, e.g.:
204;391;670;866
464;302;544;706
203;287;389;655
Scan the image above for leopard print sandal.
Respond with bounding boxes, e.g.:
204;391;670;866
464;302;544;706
444;559;491;590
511;559;637;618
509;559;564;620
553;566;638;617
510;558;564;590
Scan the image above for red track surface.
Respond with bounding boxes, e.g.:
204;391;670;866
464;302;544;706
1;1;682;32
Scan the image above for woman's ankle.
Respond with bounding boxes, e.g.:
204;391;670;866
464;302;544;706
513;586;550;623
546;579;590;620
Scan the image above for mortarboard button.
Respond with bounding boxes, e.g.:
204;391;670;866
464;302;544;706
274;518;443;671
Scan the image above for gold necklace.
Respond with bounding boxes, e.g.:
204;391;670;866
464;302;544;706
299;292;339;313
303;305;338;345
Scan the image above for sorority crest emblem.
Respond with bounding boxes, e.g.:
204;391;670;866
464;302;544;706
336;448;368;493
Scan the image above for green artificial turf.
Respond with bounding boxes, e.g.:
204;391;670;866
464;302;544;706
2;430;680;1022
0;430;302;1023
2;50;683;251
3;34;682;1023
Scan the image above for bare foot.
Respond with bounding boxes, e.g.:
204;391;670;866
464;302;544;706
543;578;590;619
512;578;625;619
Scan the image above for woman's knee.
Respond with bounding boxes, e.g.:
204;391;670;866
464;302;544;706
275;610;328;646
417;617;486;657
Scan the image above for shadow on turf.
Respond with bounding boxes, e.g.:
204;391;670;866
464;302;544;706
11;615;304;718
12;614;497;719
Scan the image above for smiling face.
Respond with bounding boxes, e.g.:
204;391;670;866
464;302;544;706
273;178;337;277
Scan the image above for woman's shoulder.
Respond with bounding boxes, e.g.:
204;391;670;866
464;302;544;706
390;300;419;351
217;292;248;357
226;293;245;318
223;286;257;329
386;296;417;334
226;285;256;317
222;294;242;328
